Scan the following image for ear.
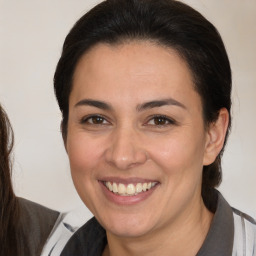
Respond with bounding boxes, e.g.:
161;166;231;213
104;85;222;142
203;108;229;166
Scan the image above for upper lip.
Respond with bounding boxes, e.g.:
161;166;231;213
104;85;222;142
99;176;159;184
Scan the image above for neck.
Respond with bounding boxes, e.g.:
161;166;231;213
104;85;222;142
103;197;213;256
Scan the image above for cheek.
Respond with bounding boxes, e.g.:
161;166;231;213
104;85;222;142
147;132;206;209
66;132;104;175
147;131;206;176
66;133;106;211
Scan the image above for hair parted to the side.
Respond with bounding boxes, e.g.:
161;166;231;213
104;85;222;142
54;0;232;209
0;104;20;255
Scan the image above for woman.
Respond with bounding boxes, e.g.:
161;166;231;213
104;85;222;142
54;0;256;255
0;104;75;256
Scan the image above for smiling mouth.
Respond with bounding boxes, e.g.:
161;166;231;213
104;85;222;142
103;181;158;196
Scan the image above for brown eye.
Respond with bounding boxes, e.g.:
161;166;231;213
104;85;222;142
153;117;168;125
91;116;104;124
147;115;175;126
81;115;109;125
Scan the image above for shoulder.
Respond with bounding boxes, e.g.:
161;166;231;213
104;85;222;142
207;191;256;255
232;208;256;255
18;197;59;221
232;208;256;225
18;197;60;255
18;197;60;235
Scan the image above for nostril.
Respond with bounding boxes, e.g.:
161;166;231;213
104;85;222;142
105;146;148;170
104;130;148;169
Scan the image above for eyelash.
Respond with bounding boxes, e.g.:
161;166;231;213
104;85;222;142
80;114;176;127
80;115;110;125
146;115;176;127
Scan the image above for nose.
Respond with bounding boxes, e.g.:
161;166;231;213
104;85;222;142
105;127;148;170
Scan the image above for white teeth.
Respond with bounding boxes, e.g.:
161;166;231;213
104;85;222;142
112;183;118;193
127;184;135;195
136;183;143;193
104;181;157;196
118;183;126;194
106;181;113;191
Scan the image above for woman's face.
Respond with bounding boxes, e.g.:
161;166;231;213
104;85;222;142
66;41;213;238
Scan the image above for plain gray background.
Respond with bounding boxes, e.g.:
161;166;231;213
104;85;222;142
0;0;255;220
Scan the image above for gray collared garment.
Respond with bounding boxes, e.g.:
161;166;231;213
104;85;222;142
60;191;256;256
17;197;60;256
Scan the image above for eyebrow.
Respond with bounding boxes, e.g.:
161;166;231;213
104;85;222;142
136;98;186;111
75;99;112;110
74;98;186;111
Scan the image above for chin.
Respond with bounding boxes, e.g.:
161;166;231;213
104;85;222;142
98;211;157;238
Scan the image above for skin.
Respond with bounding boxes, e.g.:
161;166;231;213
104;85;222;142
66;41;229;256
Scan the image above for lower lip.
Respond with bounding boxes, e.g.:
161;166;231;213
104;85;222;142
99;181;159;205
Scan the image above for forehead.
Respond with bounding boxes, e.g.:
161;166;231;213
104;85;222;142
71;41;200;109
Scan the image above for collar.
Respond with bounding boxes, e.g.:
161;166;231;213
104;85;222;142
196;191;234;256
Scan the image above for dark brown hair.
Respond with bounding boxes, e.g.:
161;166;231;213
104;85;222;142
0;104;20;255
54;0;232;208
